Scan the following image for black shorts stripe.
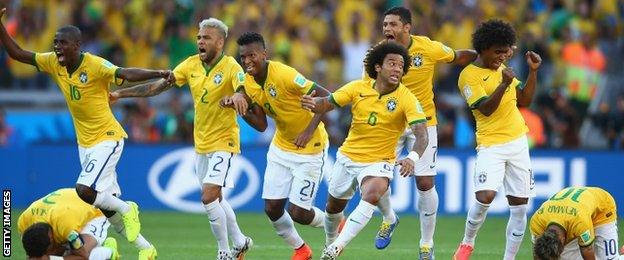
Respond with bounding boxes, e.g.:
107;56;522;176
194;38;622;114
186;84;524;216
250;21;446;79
90;141;120;190
222;152;233;187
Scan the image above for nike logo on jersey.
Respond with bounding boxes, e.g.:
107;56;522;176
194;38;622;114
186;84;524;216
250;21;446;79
209;218;218;222
512;232;524;237
483;75;490;81
429;165;435;169
208;174;220;178
191;74;198;78
423;212;436;217
57;72;65;77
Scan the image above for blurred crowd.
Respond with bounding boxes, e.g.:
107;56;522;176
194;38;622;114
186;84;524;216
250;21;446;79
1;0;623;149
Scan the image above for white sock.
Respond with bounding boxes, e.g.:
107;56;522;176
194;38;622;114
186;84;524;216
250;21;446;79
271;212;304;249
418;186;438;247
203;200;229;251
108;213;152;249
89;246;112;259
462;200;490;246
377;187;396;224
504;204;528;260
309;207;325;228
93;192;130;213
324;211;344;245
220;199;246;247
333;200;375;248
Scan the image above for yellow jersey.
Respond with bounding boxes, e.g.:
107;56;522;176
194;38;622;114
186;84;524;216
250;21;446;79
530;187;617;247
173;54;244;154
244;61;328;154
330;80;427;163
18;188;103;246
364;35;455;126
458;64;528;146
34;52;127;147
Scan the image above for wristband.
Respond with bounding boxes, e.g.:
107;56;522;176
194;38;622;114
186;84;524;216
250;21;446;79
406;151;419;163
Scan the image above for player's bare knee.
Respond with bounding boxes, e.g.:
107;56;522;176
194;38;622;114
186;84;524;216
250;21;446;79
325;196;347;214
506;195;528;206
200;185;221;205
415;176;435;191
264;200;285;221
287;204;312;224
75;184;96;204
475;190;496;204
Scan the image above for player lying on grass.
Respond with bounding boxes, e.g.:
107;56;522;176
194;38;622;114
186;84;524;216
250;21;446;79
531;187;623;260
18;188;119;260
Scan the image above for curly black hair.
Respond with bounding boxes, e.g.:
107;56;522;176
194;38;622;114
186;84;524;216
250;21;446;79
533;229;563;260
364;41;410;79
22;222;52;257
236;31;266;49
472;19;516;53
383;6;412;25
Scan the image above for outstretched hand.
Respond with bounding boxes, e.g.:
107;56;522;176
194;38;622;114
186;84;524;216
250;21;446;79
396;158;415;177
108;92;120;105
301;90;320;113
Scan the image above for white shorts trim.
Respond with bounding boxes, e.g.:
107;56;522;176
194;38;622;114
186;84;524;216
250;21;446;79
77;139;124;195
261;143;327;210
395;126;438;176
80;216;110;246
473;135;535;198
328;151;394;200
195;151;235;188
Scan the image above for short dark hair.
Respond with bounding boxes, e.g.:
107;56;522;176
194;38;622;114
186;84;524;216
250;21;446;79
22;222;52;257
364;41;411;79
57;25;82;43
472;19;516;53
533;229;563;260
236;32;265;49
383;6;412;25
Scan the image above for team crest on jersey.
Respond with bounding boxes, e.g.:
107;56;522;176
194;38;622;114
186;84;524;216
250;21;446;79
79;72;88;83
386;98;398;112
463;85;472;98
213;72;223;85
412;54;423;67
268;84;277;98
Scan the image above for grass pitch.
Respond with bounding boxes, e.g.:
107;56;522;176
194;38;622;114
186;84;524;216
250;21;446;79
10;211;624;259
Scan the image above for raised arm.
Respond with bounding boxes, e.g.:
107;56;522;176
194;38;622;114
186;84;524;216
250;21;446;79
476;67;515;116
451;49;478;66
0;8;35;65
516;51;542;107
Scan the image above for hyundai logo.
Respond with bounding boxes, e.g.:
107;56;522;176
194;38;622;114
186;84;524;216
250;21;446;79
148;148;261;213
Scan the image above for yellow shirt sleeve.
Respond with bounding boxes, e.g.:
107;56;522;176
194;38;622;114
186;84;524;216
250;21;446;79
428;39;456;63
459;73;488;109
572;215;595;247
93;56;122;86
34;52;56;74
229;63;246;92
403;90;427;125
512;77;523;89
284;66;315;95
329;81;356;107
173;60;189;87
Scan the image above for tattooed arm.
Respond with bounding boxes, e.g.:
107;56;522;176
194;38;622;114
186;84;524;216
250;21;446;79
109;78;174;103
397;121;428;177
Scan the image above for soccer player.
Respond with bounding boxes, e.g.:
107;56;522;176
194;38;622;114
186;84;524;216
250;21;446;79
110;18;255;259
18;188;119;260
370;7;478;257
302;41;429;259
231;31;331;260
531;187;622;260
452;19;542;260
0;7;161;259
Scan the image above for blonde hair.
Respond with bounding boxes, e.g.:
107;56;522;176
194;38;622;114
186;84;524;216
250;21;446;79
199;18;228;38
